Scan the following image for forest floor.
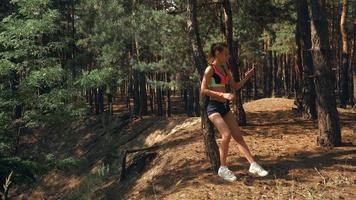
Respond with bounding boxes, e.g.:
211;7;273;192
12;98;356;200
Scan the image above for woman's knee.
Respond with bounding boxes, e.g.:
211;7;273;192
221;133;232;143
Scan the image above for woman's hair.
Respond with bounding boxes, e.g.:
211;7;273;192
208;42;228;64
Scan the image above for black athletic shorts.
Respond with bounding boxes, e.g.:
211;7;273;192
206;100;231;117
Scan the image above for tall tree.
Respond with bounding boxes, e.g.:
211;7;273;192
295;0;317;119
339;0;349;107
309;0;342;147
0;0;78;184
187;0;220;172
353;18;356;108
223;0;247;126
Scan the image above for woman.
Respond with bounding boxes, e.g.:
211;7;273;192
200;42;268;182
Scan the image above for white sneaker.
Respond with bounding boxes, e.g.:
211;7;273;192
218;166;237;182
249;163;268;177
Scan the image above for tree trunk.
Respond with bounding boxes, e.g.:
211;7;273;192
194;86;200;116
295;33;302;101
223;0;247;126
253;66;257;99
285;54;291;96
187;0;220;173
139;71;148;116
127;80;132;114
262;38;273;97
156;73;163;116
273;51;280;96
98;87;104;114
166;73;172;117
309;0;342;147
133;70;140;116
133;40;148;117
94;88;99;115
183;87;188;111
339;0;349;107
187;85;194;117
149;84;154;113
353;19;356;108
295;0;317;119
267;43;273;97
107;92;113;115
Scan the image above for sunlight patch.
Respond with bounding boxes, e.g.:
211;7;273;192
145;118;200;146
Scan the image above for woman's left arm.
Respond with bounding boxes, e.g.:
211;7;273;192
228;67;256;91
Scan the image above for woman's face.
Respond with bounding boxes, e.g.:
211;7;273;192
216;47;230;63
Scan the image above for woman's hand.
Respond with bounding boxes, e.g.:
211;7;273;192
244;67;256;79
222;92;236;101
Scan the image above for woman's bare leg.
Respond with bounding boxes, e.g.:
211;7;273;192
208;113;232;166
223;111;256;164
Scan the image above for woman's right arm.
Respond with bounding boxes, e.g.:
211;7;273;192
200;66;232;100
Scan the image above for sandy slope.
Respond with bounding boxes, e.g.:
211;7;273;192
13;98;355;200
112;98;356;200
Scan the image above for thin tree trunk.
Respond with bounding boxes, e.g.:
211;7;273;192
166;73;171;117
136;42;148;116
253;66;257;99
273;51;280;96
283;54;289;96
194;86;200;116
278;54;284;95
187;85;194;117
353;19;356;108
149;84;154;113
139;72;147;116
98;87;104;114
187;0;220;173
295;32;302;102
295;0;317;119
183;80;189;112
133;70;140;116
267;41;273;97
339;0;349;107
94;88;99;115
156;73;163;116
223;0;247;125
107;91;113;115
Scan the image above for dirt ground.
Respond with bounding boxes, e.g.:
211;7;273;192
13;98;356;200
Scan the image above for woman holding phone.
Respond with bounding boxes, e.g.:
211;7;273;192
200;42;268;182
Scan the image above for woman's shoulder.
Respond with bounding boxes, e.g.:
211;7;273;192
204;65;214;75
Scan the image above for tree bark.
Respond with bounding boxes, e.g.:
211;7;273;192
166;73;172;117
94;88;99;115
98;87;104;113
187;0;220;172
285;55;289;95
267;41;273;97
149;84;154;113
139;71;148;116
353;19;356;108
133;70;140;115
194;86;200;116
223;0;247;126
156;73;163;116
273;51;280;96
295;35;302;101
295;0;317;119
309;0;342;147
339;0;349;107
